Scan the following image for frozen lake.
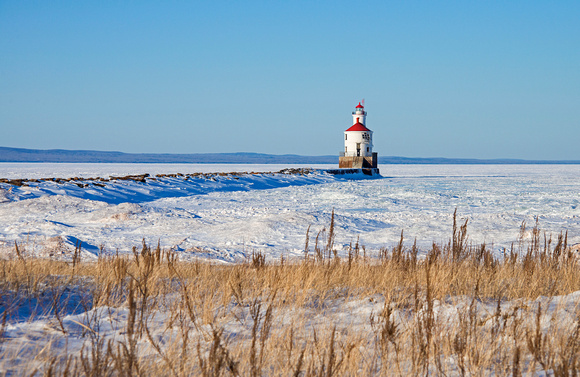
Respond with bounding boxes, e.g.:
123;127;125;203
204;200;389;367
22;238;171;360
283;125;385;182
0;163;579;261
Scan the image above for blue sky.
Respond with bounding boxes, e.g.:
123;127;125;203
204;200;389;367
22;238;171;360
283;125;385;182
1;1;579;159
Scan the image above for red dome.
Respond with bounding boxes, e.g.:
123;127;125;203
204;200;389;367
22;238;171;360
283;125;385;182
346;122;371;132
355;102;364;108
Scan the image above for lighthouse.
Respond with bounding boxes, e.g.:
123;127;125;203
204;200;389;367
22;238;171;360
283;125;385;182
339;102;379;171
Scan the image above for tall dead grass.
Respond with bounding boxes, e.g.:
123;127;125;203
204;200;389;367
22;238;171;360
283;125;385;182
1;211;580;375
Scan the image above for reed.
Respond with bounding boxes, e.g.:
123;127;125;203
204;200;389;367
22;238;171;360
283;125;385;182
1;212;580;375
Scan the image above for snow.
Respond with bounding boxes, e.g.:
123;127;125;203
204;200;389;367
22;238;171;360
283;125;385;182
1;163;580;374
2;280;580;375
1;164;579;261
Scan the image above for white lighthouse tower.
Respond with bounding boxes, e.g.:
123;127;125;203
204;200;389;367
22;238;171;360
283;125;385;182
352;102;367;127
339;102;378;171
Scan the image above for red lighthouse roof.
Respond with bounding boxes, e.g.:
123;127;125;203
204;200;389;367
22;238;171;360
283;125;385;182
355;102;364;108
346;118;371;132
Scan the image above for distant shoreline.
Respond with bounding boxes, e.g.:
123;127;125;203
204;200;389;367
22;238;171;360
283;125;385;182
1;146;579;165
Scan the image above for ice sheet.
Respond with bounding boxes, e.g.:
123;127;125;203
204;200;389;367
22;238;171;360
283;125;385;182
0;164;579;261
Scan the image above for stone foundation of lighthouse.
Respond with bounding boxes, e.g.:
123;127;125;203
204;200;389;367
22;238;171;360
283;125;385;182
338;153;378;169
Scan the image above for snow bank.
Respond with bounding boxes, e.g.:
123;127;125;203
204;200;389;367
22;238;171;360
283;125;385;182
0;169;376;205
0;164;579;262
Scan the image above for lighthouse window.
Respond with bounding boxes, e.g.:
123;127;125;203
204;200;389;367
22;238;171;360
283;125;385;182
345;134;347;140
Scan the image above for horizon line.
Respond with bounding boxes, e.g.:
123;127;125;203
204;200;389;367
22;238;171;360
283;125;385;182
1;146;579;164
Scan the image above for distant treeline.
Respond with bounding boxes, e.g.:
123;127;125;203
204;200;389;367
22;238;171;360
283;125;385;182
1;146;579;164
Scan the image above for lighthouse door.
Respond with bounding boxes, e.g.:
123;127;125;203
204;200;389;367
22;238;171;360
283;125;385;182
356;143;361;157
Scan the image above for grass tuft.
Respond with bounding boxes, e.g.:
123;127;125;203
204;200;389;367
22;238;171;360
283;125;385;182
1;212;580;375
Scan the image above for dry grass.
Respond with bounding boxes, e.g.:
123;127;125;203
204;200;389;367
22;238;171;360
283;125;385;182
1;212;580;375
